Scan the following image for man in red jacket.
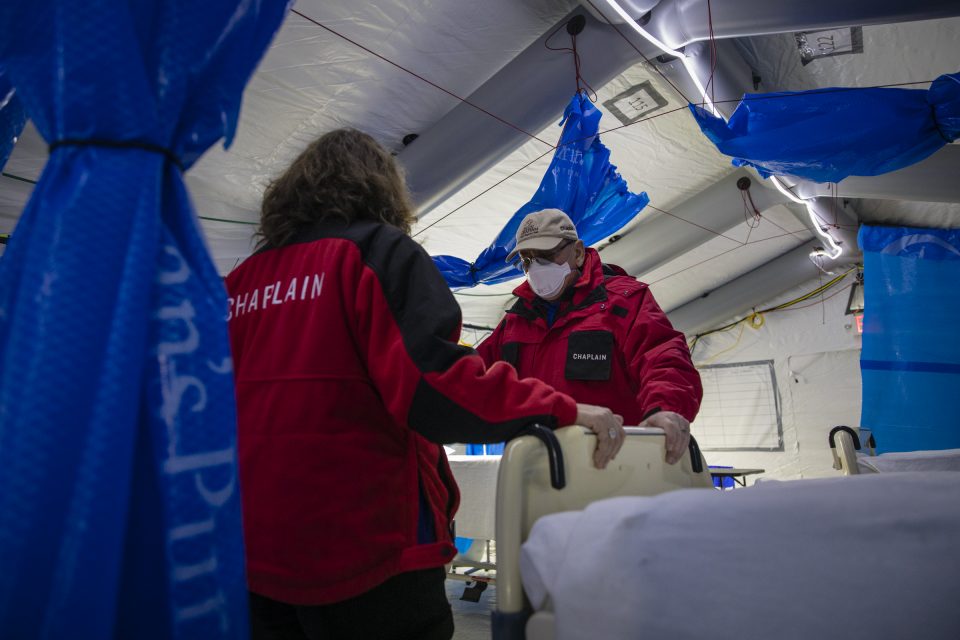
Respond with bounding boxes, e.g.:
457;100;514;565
477;208;702;466
226;130;623;640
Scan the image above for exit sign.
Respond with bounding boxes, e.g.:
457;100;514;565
855;313;863;334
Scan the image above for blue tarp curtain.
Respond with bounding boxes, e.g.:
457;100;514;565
859;225;960;453
0;1;289;637
0;70;26;171
433;92;649;288
691;72;960;184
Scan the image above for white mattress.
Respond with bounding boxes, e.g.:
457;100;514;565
520;472;960;640
857;448;960;474
447;454;500;540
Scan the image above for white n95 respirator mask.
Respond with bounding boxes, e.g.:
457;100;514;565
527;259;571;299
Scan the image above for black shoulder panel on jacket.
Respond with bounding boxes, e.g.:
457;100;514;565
505;297;539;322
601;262;629;278
410;378;556;445
299;219;473;373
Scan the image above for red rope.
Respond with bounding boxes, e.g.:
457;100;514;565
412;127;565;238
571;35;598;102
704;0;718;108
741;190;761;230
647;203;743;244
545;23;597;101
648;230;813;286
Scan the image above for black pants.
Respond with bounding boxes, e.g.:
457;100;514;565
249;568;454;640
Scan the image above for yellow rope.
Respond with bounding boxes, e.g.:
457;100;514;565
701;323;747;366
691;266;858;361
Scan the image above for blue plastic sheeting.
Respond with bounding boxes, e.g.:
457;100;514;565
708;466;736;490
466;442;505;455
0;1;289;638
0;71;26;171
433;93;649;288
454;536;475;556
859;225;960;453
691;72;960;184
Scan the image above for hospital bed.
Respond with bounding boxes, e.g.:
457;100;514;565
493;424;713;639
829;425;960;474
497;426;960;640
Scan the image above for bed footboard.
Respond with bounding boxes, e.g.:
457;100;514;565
829;425;875;475
493;425;712;639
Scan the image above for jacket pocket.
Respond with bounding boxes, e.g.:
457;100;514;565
564;330;614;381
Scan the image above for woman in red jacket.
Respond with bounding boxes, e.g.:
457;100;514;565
226;129;623;640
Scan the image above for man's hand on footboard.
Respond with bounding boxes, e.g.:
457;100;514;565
642;411;691;465
574;404;626;469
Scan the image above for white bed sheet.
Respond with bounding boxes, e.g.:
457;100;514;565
447;454;500;540
857;448;960;474
521;472;960;640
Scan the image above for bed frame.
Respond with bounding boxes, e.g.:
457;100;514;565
492;425;713;640
829;425;876;475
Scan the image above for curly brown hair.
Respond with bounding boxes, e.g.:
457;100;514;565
256;128;417;249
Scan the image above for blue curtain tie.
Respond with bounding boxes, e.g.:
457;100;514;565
49;138;185;171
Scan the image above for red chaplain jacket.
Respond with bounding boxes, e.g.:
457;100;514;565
477;249;702;426
225;220;576;606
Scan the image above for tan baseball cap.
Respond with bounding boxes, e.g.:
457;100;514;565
506;208;579;261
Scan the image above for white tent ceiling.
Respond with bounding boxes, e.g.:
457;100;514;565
1;0;958;335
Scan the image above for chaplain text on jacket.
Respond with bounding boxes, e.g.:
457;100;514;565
228;273;325;320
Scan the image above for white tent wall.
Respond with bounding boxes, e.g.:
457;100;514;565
687;273;863;480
